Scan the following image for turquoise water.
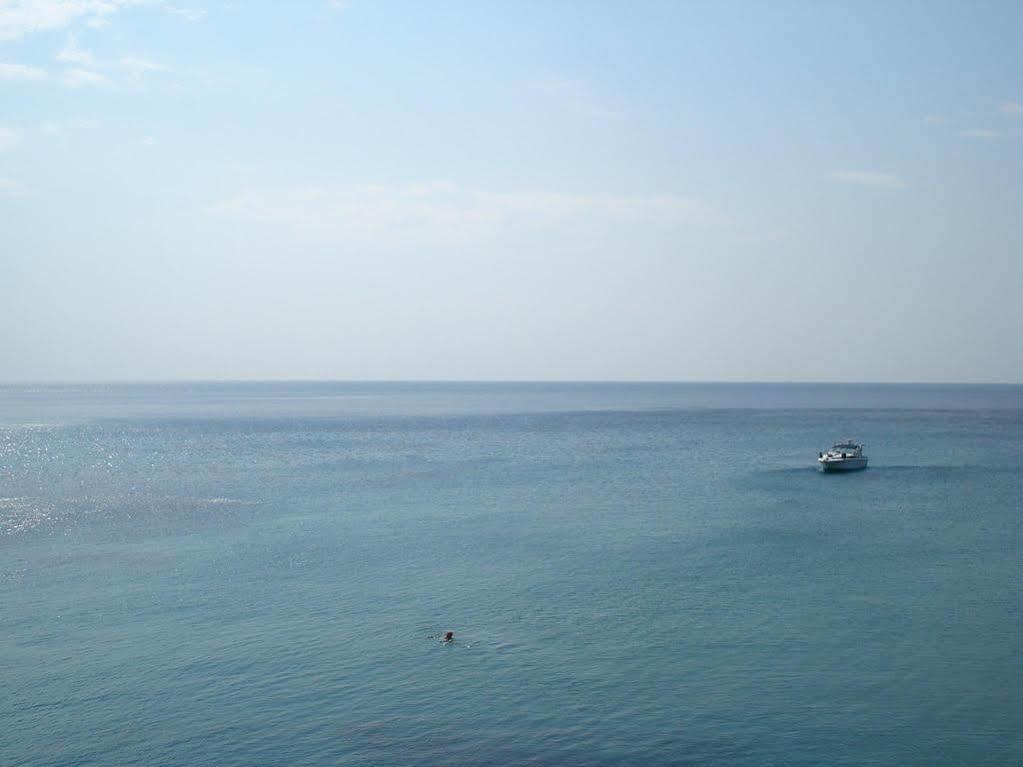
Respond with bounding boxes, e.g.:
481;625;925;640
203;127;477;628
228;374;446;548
3;383;1021;766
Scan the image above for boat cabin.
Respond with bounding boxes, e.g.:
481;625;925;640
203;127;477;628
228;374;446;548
828;441;862;456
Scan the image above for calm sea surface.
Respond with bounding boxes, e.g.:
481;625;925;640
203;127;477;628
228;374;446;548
2;383;1021;766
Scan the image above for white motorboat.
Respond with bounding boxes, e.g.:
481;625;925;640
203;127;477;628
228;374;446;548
818;441;868;472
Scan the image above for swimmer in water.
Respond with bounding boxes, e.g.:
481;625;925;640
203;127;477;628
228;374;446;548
442;631;454;643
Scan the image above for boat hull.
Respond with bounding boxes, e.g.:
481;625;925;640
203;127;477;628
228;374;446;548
819;458;868;472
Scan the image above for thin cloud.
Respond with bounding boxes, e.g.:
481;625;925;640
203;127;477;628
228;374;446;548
208;182;725;246
0;125;23;152
830;171;906;190
63;68;110;87
57;34;94;65
960;128;999;139
40;117;101;137
0;1;194;40
535;76;625;120
57;34;166;86
118;56;166;73
0;62;47;81
0;176;29;197
1000;101;1023;116
0;0;143;41
165;6;207;21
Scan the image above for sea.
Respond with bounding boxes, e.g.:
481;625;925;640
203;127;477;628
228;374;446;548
2;382;1021;767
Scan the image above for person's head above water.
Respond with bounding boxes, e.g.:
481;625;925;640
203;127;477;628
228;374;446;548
443;631;454;642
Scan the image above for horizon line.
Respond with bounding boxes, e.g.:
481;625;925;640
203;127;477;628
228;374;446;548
1;378;1022;387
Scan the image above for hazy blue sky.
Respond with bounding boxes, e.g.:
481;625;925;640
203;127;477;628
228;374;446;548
2;1;1021;382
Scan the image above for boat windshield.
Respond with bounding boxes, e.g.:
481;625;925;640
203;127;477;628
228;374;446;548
831;443;860;451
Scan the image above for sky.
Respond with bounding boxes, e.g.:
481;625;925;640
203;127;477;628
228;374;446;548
1;0;1022;383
